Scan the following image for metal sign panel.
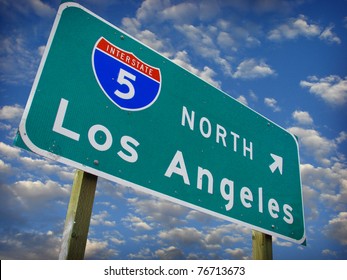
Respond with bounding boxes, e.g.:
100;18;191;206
16;2;305;243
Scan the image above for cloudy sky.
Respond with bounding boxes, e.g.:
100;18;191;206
0;0;346;260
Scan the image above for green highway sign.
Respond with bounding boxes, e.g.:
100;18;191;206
16;2;305;243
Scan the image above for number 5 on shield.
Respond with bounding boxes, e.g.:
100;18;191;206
115;68;136;99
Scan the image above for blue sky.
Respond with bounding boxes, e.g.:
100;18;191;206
0;0;346;260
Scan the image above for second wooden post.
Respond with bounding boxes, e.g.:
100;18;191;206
252;230;273;260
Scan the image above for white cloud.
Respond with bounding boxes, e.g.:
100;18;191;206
322;249;337;257
38;45;45;56
268;15;341;44
0;104;24;121
301;163;344;190
0;34;40;85
0;159;11;174
175;24;232;77
121;17;141;35
302;184;320;220
171;50;221;88
218;0;299;14
121;17;171;56
320;164;347;211
336;131;347;144
236;95;248;106
319;24;341;44
85;239;117;260
324;212;347;245
300;162;347;213
10;179;70;209
300;75;347;105
233;59;275;79
137;0;220;24
0;1;56;85
158;227;204;246
249;90;258;102
135;29;166;53
216;20;261;51
198;1;220;21
268;15;321;41
264;97;281;112
135;0;167;23
18;156;74;181
288;127;337;165
0;230;61;259
205;224;246;247
130;196;189;227
128;247;153;259
0;141;74;181
91;211;116;227
157;223;250;259
224;248;248;259
217;31;235;50
24;0;55;18
156;246;185;260
161;2;199;23
3;0;55;19
186;210;215;224
109;237;125;246
122;214;153;231
0;122;11;131
298;161;347;238
273;237;293;247
0;141;21;159
292;110;313;125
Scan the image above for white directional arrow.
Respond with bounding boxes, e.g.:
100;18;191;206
269;153;283;175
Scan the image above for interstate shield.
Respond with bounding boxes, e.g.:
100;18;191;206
92;37;161;111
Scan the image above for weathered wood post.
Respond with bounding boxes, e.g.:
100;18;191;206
59;170;98;260
252;230;273;260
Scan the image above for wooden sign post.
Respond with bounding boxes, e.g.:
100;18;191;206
59;170;98;260
252;230;273;260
